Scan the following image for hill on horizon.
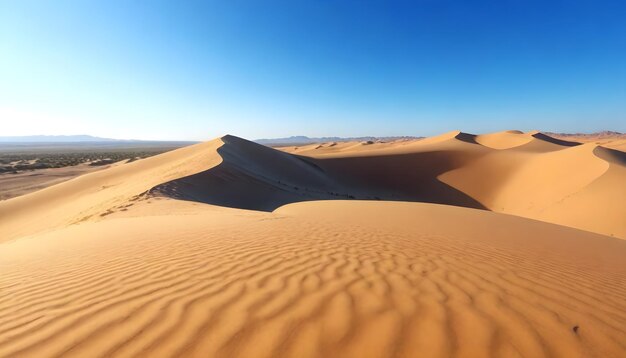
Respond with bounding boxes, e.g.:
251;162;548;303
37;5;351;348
2;130;622;144
0;135;123;142
254;135;422;146
254;131;624;146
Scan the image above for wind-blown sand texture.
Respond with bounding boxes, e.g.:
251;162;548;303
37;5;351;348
1;130;625;357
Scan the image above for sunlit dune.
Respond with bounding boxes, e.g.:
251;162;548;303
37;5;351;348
0;130;625;357
283;130;625;238
546;131;626;151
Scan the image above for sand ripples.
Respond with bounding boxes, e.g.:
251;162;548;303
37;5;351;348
1;206;625;358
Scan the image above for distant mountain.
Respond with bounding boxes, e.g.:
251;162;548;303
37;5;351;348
0;135;198;151
544;131;625;139
255;135;421;146
0;135;121;143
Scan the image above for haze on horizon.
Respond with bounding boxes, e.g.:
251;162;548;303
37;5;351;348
1;1;625;141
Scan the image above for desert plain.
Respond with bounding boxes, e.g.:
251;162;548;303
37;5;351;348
0;130;625;357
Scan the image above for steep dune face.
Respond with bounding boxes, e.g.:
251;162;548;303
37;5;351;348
0;139;224;241
309;138;490;209
536;146;626;237
529;131;581;147
486;144;609;216
2;131;623;239
441;143;625;237
282;131;625;238
148;135;343;211
474;130;580;152
150;133;490;210
1;201;625;358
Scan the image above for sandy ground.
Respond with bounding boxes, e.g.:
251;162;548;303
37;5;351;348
0;163;117;201
0;130;625;357
546;132;626;152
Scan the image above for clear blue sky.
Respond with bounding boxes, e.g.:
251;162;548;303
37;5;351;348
1;1;625;140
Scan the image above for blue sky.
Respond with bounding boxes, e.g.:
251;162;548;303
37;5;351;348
1;1;625;140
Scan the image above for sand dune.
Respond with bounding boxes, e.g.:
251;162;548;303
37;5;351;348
280;131;625;237
441;142;625;237
607;139;626;151
1;130;625;357
1;130;624;237
1;200;625;357
0;139;223;241
546;131;626;151
475;130;533;149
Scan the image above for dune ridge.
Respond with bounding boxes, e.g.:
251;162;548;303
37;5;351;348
0;138;224;241
1;130;625;357
282;130;626;238
1;130;624;240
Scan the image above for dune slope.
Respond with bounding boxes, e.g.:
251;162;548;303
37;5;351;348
3;131;623;239
440;141;625;237
283;131;626;238
1;131;624;240
1;200;625;358
150;134;489;211
1;131;625;357
0;139;224;241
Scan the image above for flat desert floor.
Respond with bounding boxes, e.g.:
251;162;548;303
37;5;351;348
0;163;114;200
1;130;625;357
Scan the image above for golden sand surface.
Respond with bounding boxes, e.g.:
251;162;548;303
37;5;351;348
1;131;624;357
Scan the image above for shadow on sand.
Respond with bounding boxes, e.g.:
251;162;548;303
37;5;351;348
149;136;488;212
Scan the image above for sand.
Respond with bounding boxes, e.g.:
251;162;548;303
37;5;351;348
281;130;626;238
0;131;625;357
545;132;626;151
0;162;120;201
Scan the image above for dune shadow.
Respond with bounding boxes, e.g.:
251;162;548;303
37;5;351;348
310;151;488;210
532;133;580;147
593;145;626;165
149;161;315;211
454;132;480;145
149;142;488;212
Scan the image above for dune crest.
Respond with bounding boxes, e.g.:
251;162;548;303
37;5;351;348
283;131;625;238
2;131;624;239
0;138;225;241
475;130;534;149
1;130;625;357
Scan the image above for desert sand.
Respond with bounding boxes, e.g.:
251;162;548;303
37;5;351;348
0;162;121;201
282;130;625;238
545;131;626;152
1;130;625;357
